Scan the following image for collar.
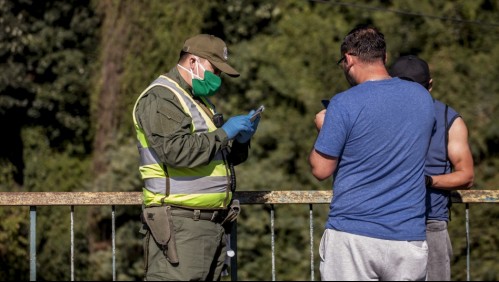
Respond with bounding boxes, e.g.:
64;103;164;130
365;76;392;82
166;66;193;96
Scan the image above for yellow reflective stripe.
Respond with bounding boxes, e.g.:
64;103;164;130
153;76;210;134
135;125;148;147
143;188;232;209
211;164;228;176
157;76;192;120
139;164;166;178
133;79;163;125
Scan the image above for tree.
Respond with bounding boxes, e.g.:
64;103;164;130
0;0;100;280
0;0;497;280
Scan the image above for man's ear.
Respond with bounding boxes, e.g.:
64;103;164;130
188;56;197;67
428;78;433;92
345;53;354;65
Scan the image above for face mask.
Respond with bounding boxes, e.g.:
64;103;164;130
178;58;222;97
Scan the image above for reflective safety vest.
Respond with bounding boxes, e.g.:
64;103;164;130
132;75;231;209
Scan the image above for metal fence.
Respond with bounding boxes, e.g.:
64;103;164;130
0;190;498;281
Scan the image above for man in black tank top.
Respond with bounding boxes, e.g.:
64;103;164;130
390;55;474;281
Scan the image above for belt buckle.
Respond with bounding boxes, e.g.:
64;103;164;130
193;209;200;221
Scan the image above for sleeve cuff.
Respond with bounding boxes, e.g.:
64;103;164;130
215;128;230;148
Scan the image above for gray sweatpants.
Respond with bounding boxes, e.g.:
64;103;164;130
320;229;428;281
426;220;452;281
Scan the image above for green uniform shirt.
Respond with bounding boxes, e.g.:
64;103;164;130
134;67;248;169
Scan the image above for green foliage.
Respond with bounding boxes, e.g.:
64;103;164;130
0;0;99;154
22;127;92;193
0;0;498;280
115;219;144;280
449;204;499;280
0;207;29;281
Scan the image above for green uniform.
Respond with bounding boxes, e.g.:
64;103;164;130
134;67;248;280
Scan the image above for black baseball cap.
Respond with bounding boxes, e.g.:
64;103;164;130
389;55;431;89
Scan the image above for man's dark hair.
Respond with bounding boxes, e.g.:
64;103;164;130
179;51;190;62
340;25;386;63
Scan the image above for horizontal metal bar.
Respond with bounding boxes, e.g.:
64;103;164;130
237;190;333;204
0;192;142;206
236;190;499;204
450;190;499;203
0;190;497;206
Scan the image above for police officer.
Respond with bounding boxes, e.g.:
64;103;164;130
133;34;260;281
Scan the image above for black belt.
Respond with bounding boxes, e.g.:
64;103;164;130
170;207;224;222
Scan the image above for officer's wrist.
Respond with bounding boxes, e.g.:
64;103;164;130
215;128;230;148
425;175;433;188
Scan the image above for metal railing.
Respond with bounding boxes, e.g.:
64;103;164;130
0;190;498;281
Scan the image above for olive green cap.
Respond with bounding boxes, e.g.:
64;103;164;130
182;34;240;77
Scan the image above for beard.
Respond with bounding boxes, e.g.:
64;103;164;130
341;62;357;87
343;68;357;87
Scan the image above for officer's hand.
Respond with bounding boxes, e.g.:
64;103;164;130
235;110;261;143
222;115;253;140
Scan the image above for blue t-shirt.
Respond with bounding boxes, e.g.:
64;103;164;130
315;78;435;241
425;100;460;221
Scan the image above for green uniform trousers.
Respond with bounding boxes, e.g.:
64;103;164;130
142;215;227;281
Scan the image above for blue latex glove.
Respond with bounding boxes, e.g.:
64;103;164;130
222;114;253;139
236;110;261;143
236;130;252;143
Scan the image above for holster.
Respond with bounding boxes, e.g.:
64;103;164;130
221;200;241;226
142;206;179;264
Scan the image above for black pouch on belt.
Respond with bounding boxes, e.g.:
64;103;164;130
142;206;179;264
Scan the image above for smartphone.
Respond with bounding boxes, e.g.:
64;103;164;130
321;99;330;108
250;105;265;121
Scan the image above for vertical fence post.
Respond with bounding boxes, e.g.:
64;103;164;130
29;206;37;281
466;203;470;281
112;205;116;281
271;205;276;281
71;206;75;281
230;221;238;281
309;204;315;281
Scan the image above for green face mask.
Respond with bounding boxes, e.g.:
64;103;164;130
192;70;222;97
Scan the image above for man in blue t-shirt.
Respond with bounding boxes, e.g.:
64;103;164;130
308;25;435;281
390;55;474;281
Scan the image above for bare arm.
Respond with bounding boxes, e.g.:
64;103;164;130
308;109;338;181
308;148;338;181
431;117;474;190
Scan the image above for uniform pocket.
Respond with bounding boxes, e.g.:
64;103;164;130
151;102;189;136
157;103;185;124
